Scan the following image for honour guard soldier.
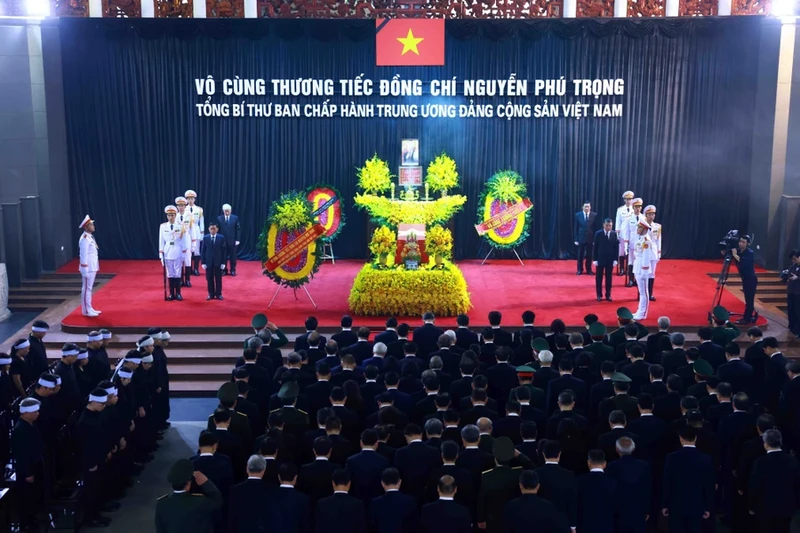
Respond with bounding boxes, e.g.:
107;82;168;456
160;206;190;301
477;437;525;533
632;219;658;320
185;190;204;277
78;215;101;317
175;197;193;288
621;198;644;287
616;191;635;277
155;459;222;533
644;205;661;301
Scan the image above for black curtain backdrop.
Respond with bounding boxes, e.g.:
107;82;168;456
59;17;769;261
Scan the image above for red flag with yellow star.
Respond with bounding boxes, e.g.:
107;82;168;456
375;19;445;67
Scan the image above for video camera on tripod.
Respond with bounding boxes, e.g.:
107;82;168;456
719;229;743;260
710;229;757;323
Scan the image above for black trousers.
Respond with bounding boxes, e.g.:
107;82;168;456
788;293;800;334
577;242;593;273
742;277;758;321
668;516;703;533
206;265;223;297
226;244;238;272
596;263;613;298
756;516;791;533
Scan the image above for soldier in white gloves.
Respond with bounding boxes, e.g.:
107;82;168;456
78;215;101;317
159;206;190;301
185;190;204;277
632;219;658;320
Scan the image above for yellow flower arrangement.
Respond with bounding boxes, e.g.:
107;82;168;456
354;194;467;228
426;153;459;193
269;192;309;231
357;154;394;194
426;225;454;259
348;261;472;316
368;225;395;258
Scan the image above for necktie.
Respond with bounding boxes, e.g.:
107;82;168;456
585;213;588;222
226;216;229;223
607;232;610;239
212;236;215;244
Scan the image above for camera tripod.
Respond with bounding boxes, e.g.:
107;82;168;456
709;250;757;324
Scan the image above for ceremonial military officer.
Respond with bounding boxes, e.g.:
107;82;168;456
615;191;635;276
175;197;193;288
78;214;101;317
477;437;525;533
159;206;190;301
643;205;661;301
632;219;657;321
155;459;222;533
621;198;644;287
270;381;310;438
185;190;204;277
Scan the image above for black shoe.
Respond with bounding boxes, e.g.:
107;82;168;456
207;295;214;300
587;271;594;275
217;295;224;300
606;297;613;302
231;271;236;277
176;294;183;301
597;297;602;302
577;271;583;276
192;269;200;276
185;281;192;288
649;296;656;301
167;295;174;301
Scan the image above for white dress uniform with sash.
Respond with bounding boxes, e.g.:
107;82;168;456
632;220;658;320
615;191;635;257
78;215;100;316
175;198;193;268
644;205;662;275
159;209;189;279
621;198;644;258
185;190;204;261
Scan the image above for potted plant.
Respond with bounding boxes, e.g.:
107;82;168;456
426;225;453;267
369;226;395;267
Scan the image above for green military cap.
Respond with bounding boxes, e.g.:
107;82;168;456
516;365;536;374
278;381;299;399
492;436;516;463
217;382;238;403
588;322;607;337
610;372;632;383
712;306;729;322
251;313;268;329
616;307;633;320
531;338;549;352
167;459;194;485
693;359;714;377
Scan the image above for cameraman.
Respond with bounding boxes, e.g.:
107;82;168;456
786;250;800;336
731;235;757;324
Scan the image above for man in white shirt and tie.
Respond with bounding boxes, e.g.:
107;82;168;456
217;204;241;276
202;222;228;301
78;215;101;317
593;218;619;302
574;202;597;276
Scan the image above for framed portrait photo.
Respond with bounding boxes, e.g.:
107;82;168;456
401;139;419;166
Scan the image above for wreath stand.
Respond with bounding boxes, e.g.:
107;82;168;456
268;283;318;309
481;246;524;267
322;242;335;264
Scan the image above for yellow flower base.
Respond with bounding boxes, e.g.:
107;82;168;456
354;194;467;227
348;261;472;317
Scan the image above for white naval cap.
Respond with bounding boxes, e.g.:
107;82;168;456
622;191;634;199
632;198;643;207
175;196;187;205
79;215;94;229
643;205;657;215
165;205;177;214
185;190;197;198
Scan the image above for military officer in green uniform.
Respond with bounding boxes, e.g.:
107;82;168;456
207;382;252;450
529;337;551;368
585;322;615;366
598;372;639;422
249;313;289;349
609;307;649;348
510;366;546;409
477;437;527;533
155;459;222;533
269;381;309;437
710;306;740;346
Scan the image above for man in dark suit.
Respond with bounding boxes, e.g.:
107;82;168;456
331;316;358;349
420;475;471;533
425;441;474;511
413;312;444;360
370;468;419;533
486;347;518;407
577;449;617;533
340;328;374;366
747;430;800;533
387;325;412;360
535;441;578;531
661;333;688;377
717;343;753;395
621;344;651;396
575;202;597;275
454;314;480;350
294;317;327;354
697;327;726;371
641;364;668;398
201;222;227;300
375;317;399;346
593;218;617;301
763;337;788;413
647;318;672;361
606;437;651;532
192;431;235;532
270;464;311;533
514;310;547;346
662;426;715;533
315;469;367;533
217;204;240;276
395;424;442;502
486;311;514;348
504;470;571;533
228;455;276;533
546;358;587;415
597;410;640;463
297;436;340;507
346;430;390;510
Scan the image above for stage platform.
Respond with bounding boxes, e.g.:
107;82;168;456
58;258;766;333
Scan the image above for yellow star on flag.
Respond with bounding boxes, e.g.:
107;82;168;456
397;29;424;56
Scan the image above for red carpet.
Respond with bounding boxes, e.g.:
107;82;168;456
59;258;759;330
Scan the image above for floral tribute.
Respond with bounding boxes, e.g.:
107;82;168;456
306;184;345;242
475;170;533;250
425;153;459;194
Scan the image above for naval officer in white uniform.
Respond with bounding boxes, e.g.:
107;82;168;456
78;215;101;317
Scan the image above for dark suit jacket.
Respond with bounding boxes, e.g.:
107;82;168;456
621;360;651;396
653;392;682;422
369;490;419;533
575;211;597;244
717;359;754;395
646;331;672;360
315;493;367;533
395;441;442;500
217;214;241;246
606;455;651;526
546;375;587;414
346;451;390;506
698;341;726;371
597;428;640;462
374;330;399;346
485;363;518;404
425;464;474;511
228;479;277;533
504;494;570;533
577;471;617;533
420;500;471;533
593;228;618;265
748;450;800;517
641;380;668;399
295;332;328;355
455;327;480;350
661;348;687;377
535;463;578;528
662;447;715;517
413;324;445;359
201;233;227;267
627;414;669;463
191;453;234;516
331;330;359;349
485;327;514;348
297;459;341;506
341;342;374;366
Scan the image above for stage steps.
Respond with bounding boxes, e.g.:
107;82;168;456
7;273;114;314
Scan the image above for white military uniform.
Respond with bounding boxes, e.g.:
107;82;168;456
615;204;634;256
621;204;644;258
159;220;189;278
187;204;203;257
649;222;662;274
78;215;100;316
176;208;192;267
632;223;658;320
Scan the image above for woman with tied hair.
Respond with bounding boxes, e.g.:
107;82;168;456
10;338;32;398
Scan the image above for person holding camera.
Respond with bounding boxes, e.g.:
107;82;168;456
731;235;757;325
785;250;800;337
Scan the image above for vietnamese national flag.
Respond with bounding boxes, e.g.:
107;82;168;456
375;19;445;67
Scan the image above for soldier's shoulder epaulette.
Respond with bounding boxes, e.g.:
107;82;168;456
298;409;308;415
481;468;493;475
512;466;523;470
269;408;280;413
157;494;169;501
237;412;248;418
82;234;88;239
190;493;205;496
